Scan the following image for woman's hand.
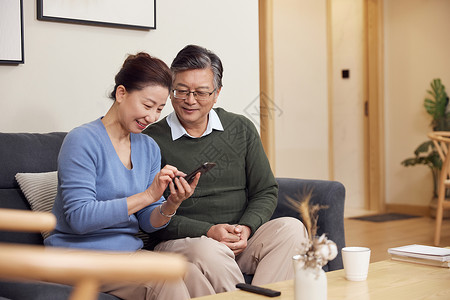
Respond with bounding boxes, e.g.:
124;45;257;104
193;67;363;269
165;172;201;208
145;165;185;203
128;165;184;216
149;170;201;228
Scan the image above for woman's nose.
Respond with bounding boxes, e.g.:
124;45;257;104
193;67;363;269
145;113;156;124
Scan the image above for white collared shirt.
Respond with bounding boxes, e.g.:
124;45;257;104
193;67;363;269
166;110;224;141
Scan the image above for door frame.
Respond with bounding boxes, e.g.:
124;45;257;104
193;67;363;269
364;0;385;212
258;0;276;172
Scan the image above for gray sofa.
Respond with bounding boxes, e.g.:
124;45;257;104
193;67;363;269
0;132;345;299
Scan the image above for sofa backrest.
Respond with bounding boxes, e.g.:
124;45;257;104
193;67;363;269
0;132;66;244
0;132;66;189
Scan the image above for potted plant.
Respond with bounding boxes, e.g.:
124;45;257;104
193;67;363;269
401;79;449;217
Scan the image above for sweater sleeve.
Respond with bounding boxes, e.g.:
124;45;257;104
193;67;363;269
136;144;169;233
155;215;214;239
238;118;278;236
58;127;130;235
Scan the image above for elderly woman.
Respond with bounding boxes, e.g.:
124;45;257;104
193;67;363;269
44;52;212;299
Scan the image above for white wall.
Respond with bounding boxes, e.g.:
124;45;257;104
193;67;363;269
384;0;450;206
273;0;329;180
0;1;260;133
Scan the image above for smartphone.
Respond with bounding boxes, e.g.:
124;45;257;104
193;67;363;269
183;162;217;184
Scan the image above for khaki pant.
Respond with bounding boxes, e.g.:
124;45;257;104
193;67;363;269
155;217;308;293
100;251;215;300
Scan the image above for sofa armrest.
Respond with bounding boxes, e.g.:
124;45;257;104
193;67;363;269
272;178;346;271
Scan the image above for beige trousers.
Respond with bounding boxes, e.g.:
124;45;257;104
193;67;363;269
155;217;308;293
100;250;215;300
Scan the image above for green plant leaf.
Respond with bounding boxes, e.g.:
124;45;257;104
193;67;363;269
401;158;420;166
428;152;442;169
423;79;449;129
402;79;449;192
414;140;434;156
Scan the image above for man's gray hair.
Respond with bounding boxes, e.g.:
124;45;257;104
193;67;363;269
171;45;223;90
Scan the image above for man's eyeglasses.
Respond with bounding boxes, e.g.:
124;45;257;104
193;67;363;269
172;89;216;101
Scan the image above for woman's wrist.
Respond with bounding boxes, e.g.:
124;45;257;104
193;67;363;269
143;188;160;206
159;200;177;218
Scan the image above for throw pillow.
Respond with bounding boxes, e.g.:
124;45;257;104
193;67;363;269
15;171;58;239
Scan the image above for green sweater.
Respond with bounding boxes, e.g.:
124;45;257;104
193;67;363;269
143;108;278;241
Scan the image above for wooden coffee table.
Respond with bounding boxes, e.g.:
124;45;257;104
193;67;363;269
194;259;450;299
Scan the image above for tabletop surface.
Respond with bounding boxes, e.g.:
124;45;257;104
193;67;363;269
194;259;450;299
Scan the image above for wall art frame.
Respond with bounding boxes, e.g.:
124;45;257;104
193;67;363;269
0;0;25;64
37;0;156;30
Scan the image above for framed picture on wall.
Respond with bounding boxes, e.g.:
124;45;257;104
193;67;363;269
0;0;24;64
37;0;156;30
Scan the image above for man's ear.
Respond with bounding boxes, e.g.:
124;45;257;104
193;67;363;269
115;85;126;102
213;87;222;103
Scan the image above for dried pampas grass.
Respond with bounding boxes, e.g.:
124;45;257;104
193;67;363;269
286;188;328;240
287;188;337;269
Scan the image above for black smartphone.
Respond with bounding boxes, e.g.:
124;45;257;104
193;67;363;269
183;162;216;184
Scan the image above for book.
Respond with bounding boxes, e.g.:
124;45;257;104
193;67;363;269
390;254;450;268
387;244;450;262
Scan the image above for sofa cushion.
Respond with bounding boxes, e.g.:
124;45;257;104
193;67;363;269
15;172;58;239
0;132;66;189
0;132;66;244
0;189;43;245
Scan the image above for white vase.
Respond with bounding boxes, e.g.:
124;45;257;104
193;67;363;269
293;254;327;300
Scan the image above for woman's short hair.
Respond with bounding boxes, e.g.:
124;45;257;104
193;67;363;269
170;45;223;90
110;52;172;100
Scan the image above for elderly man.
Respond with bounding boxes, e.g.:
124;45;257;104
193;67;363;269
143;45;307;294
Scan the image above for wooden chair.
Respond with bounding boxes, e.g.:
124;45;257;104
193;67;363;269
0;208;187;300
427;131;450;246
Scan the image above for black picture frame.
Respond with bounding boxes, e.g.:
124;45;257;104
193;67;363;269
0;0;25;64
37;0;156;30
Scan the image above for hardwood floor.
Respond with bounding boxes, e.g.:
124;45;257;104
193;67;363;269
344;216;450;262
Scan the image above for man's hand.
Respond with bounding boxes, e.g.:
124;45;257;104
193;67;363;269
207;224;251;255
226;225;251;255
207;224;241;243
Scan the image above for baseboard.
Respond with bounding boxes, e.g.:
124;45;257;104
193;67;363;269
385;204;430;217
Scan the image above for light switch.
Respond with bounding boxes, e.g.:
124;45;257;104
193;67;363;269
342;69;350;79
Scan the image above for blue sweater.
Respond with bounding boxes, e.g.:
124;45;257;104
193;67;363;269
45;118;166;251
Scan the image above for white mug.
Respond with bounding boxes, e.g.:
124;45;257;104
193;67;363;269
342;247;371;281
